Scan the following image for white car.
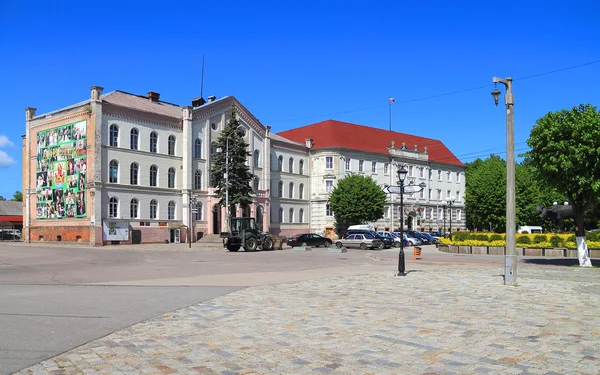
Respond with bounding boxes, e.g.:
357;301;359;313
393;232;422;246
377;231;402;248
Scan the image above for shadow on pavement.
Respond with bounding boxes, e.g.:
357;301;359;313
522;258;600;267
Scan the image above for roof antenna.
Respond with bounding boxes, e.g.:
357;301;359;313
192;56;207;107
200;54;205;100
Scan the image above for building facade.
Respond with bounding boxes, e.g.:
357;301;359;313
23;87;465;245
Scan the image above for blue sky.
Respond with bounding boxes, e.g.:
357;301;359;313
0;0;598;198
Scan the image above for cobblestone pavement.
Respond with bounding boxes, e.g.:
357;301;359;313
15;266;600;375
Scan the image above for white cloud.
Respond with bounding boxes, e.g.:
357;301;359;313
0;150;15;167
0;135;14;148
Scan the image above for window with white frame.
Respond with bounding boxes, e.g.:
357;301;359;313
150;132;158;153
252;150;259;168
384;206;390;218
299;160;304;175
429;169;433;180
288;208;294;223
150;166;158;187
345;158;351;170
195;202;203;220
325;203;333;217
109;160;118;183
278;207;283;223
438;208;443;219
409;165;414;176
299;208;304;223
419;167;425;178
446;171;451;182
457;209;462;221
430;209;434;220
253;177;259;191
358;160;364;172
278;156;283;171
289;158;294;173
130;198;138;219
457;191;461;201
289;182;294;198
447;190;451;199
194;171;202;190
372;161;377;173
437;189;441;200
109;197;118;218
419;189;424;199
194;139;202;158
168;135;176;156
437;170;442;181
109;125;119;147
325;180;334;193
428;189;432;199
168;201;175;220
455;172;459;183
130;163;138;185
384;163;389;175
150;199;158;219
168;167;176;188
278;181;283;197
325;156;333;169
130;128;139;150
299;183;304;199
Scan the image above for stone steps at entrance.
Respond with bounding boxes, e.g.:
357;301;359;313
197;234;225;244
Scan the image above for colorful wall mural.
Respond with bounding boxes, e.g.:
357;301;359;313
35;120;87;219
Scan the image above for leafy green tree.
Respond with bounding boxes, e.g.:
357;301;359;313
0;195;5;201
12;191;22;202
465;155;506;232
209;106;255;215
328;173;387;233
526;104;600;266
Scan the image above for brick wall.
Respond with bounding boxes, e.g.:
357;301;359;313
31;226;89;242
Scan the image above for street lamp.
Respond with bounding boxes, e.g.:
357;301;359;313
441;201;447;235
397;165;408;276
444;197;456;240
492;76;517;286
224;125;246;232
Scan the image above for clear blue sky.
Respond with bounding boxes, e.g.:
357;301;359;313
1;0;599;198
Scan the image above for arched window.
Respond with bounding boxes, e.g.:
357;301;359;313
150;132;158;153
278;155;283;171
130;128;139;150
168;135;176;156
288;158;294;173
289;182;294;198
278;207;283;223
130;198;139;219
168;167;176;188
130;163;138;185
195;202;203;220
253;177;259;191
289;208;294;223
168;201;175;220
278;181;283;197
109;197;118;218
150;165;158;187
194;170;202;190
150;199;158;219
254;150;260;168
299;183;304;199
109;125;119;147
299;208;304;223
299;160;304;175
109;160;118;183
194;139;202;158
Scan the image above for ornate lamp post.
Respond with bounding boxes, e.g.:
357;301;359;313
445;196;456;240
492;77;517;286
397;165;408;276
441;201;447;235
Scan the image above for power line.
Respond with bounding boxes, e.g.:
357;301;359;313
267;59;600;124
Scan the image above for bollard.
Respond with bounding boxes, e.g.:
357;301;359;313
413;246;422;260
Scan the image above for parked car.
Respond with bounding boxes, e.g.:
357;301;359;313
287;233;332;248
419;232;438;244
335;233;384;250
394;232;422;246
408;230;431;244
345;229;391;249
377;231;402;247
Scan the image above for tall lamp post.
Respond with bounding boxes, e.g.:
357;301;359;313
445;197;456;240
492;77;517;286
441;201;447;235
397;165;408;276
224;125;245;232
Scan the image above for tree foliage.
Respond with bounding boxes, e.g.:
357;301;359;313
209;106;255;213
328;173;387;231
12;191;22;202
526;104;600;236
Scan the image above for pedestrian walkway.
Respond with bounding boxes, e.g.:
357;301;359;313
15;265;600;374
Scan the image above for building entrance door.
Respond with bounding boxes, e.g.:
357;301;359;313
212;204;221;234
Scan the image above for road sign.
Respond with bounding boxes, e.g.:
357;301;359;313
436;220;439;225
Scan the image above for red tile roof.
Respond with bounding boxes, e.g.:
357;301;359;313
277;120;463;166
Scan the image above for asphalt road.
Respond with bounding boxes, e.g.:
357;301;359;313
0;242;498;374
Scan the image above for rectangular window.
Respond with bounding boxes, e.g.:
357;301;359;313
447;171;451;182
384;163;389;175
345;158;351;170
358;160;364;172
372;161;377;173
456;172;460;183
429;169;433;180
384;206;390;219
325;180;334;193
457;209;462;221
326;203;333;217
419;189;424;198
325;156;333;169
437;170;442;181
409;166;414;176
447;190;451;199
457;191;461;201
428;189;432;199
419;167;424;178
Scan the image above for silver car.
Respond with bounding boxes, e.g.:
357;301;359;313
335;233;384;250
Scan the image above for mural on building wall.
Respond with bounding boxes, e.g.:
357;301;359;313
35;120;87;219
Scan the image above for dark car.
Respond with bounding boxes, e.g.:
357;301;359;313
344;230;392;249
287;233;333;248
419;232;438;244
407;230;431;245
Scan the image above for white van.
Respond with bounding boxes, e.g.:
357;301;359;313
347;224;375;231
517;226;543;234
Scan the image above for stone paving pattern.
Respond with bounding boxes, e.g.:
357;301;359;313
15;266;600;375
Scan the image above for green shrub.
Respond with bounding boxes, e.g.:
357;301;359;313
566;234;576;242
516;236;531;244
452;232;470;241
473;234;490;241
586;231;599;241
490;234;503;241
550;235;563;248
533;235;546;244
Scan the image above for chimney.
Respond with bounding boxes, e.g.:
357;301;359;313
192;97;206;108
207;95;216;103
25;107;37;121
305;138;314;149
148;91;160;102
90;86;104;102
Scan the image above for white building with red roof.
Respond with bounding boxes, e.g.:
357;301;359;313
22;87;464;246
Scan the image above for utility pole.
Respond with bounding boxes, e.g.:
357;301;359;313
492;77;516;286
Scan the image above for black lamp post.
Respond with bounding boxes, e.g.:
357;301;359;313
441;201;447;235
397;165;408;276
446;196;456;240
